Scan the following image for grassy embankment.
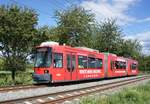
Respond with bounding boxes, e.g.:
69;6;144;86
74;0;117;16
0;71;33;86
80;81;150;104
0;58;33;86
0;61;33;86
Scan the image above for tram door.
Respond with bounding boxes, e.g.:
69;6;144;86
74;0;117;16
65;53;77;81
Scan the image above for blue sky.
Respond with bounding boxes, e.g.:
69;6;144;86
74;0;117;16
0;0;150;55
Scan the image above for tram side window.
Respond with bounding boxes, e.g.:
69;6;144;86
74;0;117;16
131;63;137;70
53;53;63;68
115;61;119;69
78;56;87;68
120;62;123;69
72;55;76;69
96;59;102;69
67;55;71;69
88;57;96;68
123;62;126;69
115;61;126;69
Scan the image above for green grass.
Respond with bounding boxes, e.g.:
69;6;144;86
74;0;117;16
0;72;33;86
0;61;34;86
80;81;150;104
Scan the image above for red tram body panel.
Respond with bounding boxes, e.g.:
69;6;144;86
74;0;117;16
32;41;138;83
104;53;127;78
127;59;138;76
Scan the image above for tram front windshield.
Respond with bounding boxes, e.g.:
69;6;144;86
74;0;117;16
34;47;52;67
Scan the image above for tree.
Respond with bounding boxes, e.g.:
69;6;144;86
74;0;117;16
117;39;142;59
34;26;59;45
138;55;150;71
94;19;122;53
32;26;59;56
0;5;38;81
55;5;95;46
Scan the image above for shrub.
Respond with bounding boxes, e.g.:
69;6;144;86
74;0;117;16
0;71;33;86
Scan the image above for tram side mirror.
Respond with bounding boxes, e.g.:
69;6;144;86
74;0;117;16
53;59;56;63
31;54;35;59
30;54;35;62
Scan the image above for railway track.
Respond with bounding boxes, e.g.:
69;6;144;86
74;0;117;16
0;75;150;104
0;84;46;93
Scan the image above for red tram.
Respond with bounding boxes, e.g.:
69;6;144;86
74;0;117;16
33;41;138;83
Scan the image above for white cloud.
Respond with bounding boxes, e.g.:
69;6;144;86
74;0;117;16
81;0;150;25
80;0;150;55
81;0;138;25
125;31;150;55
136;17;150;23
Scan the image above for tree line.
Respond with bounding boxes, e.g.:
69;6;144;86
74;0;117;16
0;5;149;80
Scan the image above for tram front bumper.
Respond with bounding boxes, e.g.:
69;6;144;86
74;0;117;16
32;73;51;83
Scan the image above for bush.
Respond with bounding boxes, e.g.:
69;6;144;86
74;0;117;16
15;72;33;85
0;72;13;86
0;58;4;71
0;71;33;86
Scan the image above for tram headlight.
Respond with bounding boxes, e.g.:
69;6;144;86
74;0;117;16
44;70;49;74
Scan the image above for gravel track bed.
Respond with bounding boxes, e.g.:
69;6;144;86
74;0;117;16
0;75;147;102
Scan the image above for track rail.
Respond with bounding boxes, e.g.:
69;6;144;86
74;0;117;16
0;84;46;93
0;75;149;104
